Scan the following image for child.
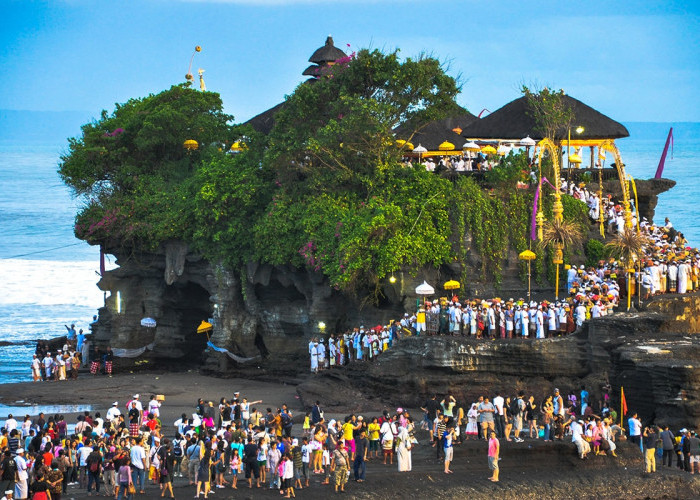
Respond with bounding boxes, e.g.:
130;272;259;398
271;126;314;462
303;413;311;438
301;437;310;488
229;448;241;489
283;452;295;498
117;458;134;500
321;443;331;485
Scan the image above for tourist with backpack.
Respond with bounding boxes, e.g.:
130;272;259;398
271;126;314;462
171;434;184;477
86;448;103;494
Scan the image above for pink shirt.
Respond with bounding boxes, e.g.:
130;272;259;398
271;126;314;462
488;437;499;457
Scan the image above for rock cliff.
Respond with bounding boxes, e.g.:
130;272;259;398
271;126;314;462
297;294;700;428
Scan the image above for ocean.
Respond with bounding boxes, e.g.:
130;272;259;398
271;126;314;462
0;121;698;384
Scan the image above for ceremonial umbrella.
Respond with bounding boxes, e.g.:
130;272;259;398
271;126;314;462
443;280;461;290
396;139;414;150
413;144;427;164
415;281;435;295
438;141;455;151
518;250;537;302
140;317;157;328
481;145;497;155
183;139;198;151
197;320;213;341
197;321;213;333
462;141;480;152
520;136;537;147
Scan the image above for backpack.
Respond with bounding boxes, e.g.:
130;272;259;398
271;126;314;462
281;412;292;428
172;439;183;457
509;399;521;417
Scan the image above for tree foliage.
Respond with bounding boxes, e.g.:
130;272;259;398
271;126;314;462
60;49;585;300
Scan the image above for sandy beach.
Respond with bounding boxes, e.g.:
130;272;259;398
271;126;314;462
1;370;699;499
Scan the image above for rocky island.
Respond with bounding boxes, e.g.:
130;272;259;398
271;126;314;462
55;38;699;433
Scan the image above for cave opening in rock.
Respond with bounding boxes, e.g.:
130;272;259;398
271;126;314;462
163;281;211;366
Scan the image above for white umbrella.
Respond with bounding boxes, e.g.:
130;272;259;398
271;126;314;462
140;317;157;328
412;144;427;165
462;141;480;151
415;281;435;295
497;144;511;156
520;136;536;147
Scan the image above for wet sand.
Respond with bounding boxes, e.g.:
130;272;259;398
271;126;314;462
1;371;699;499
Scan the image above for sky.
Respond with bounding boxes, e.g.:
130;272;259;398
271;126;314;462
2;0;700;124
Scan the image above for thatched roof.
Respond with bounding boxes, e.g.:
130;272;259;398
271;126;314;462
309;36;346;64
302;65;321;77
243;101;286;135
394;106;478;150
460;95;629;141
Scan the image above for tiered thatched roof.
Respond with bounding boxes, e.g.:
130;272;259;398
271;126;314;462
460;95;629;141
243;36;346;135
309;36;346;64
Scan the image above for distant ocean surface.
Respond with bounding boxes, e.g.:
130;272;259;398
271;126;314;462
0;121;698;384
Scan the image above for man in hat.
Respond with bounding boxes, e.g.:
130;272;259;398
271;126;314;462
331;438;350;493
106;402;121;422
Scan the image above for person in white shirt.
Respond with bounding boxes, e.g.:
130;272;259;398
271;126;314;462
148;395;161;418
567;418;590;459
78;440;94;487
14;448;28;500
130;437;147;493
106;402;121;422
492;394;505;439
173;414;188;436
30;355;41;382
3;415;17;433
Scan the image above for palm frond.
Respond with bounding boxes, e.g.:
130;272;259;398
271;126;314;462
541;218;584;250
605;229;650;265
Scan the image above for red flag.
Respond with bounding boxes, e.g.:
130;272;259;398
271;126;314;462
621;386;628;416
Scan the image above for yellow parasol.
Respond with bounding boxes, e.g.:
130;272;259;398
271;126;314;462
197;321;213;334
396;139;415;150
230;141;246;153
568;153;583;164
519;249;536;301
183;139;199;151
481;145;497;155
438;141;455;151
443;280;461;290
518;250;536;261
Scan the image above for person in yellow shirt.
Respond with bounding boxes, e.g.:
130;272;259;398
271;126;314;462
341;416;361;461
416;308;426;336
367;417;381;459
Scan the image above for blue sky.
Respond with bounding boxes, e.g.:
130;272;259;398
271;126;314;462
2;0;699;123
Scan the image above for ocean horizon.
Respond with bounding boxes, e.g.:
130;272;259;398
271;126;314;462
0;114;698;384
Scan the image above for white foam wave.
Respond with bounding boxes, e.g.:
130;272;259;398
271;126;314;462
0;259;111;307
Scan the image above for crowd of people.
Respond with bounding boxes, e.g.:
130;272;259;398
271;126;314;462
31;317;117;382
308;210;699;375
3;380;697;500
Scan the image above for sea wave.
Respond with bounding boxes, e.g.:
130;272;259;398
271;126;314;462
0;259;107;307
